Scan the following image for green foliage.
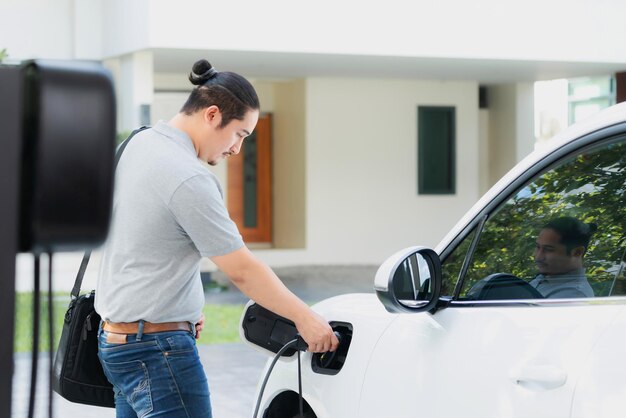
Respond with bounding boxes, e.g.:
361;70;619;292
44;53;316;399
443;138;626;297
0;48;7;62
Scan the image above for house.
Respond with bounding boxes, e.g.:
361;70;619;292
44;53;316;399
3;0;625;283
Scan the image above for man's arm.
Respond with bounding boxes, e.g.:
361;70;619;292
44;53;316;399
211;246;339;353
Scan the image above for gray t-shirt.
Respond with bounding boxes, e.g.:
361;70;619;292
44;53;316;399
95;121;244;323
529;268;594;298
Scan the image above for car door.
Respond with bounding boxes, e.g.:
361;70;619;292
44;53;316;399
358;130;626;418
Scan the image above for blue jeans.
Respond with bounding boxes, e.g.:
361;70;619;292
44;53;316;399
97;324;212;418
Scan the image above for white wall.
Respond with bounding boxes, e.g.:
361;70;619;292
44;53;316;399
534;79;569;146
272;80;307;249
116;51;154;131
298;78;479;264
0;0;74;61
515;83;535;160
109;0;626;64
5;0;626;66
478;109;490;195
488;83;535;185
148;74;481;267
488;85;517;185
73;0;104;59
99;0;151;58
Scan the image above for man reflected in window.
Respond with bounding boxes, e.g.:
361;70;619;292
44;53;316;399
531;216;596;298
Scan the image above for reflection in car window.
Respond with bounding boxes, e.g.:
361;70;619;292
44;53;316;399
441;226;478;296
453;136;626;300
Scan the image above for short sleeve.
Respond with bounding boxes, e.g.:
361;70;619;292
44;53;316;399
168;174;244;257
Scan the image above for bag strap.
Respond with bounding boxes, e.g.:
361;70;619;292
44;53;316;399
70;126;150;299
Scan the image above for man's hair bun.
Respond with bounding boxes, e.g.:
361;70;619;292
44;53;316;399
189;59;218;85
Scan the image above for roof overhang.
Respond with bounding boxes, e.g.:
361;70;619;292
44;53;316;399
152;48;626;84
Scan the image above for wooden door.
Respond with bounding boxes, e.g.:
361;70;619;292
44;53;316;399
227;114;272;243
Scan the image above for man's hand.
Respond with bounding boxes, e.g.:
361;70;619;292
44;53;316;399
211;247;339;352
295;310;339;353
195;313;205;340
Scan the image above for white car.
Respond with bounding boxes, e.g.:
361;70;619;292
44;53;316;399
240;102;626;418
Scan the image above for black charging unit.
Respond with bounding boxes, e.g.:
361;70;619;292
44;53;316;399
17;60;116;252
242;303;303;356
0;60;116;418
242;303;353;370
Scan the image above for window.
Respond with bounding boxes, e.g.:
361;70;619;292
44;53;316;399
568;76;615;124
440;224;478;297
442;136;626;300
418;106;455;194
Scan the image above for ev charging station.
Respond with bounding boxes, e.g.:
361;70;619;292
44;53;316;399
0;60;116;417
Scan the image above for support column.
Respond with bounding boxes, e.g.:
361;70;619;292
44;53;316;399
118;51;154;132
486;82;535;187
616;72;626;104
515;82;535;161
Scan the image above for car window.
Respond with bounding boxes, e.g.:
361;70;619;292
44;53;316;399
440;226;478;296
444;135;626;301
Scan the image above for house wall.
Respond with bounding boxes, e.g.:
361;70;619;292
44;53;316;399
487;83;535;185
7;0;626;65
2;0;561;284
488;85;518;185
272;80;307;249
146;76;481;266
478;109;490;195
102;0;626;64
0;0;74;60
251;78;480;265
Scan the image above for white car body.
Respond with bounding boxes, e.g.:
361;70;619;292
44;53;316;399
244;102;626;418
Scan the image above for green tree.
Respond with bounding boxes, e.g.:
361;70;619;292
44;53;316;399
0;48;7;63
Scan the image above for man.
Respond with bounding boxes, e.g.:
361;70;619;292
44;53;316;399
530;216;596;298
96;59;338;417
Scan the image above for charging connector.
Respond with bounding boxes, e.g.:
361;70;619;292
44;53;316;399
294;334;308;351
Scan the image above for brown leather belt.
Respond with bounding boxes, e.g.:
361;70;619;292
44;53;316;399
103;320;192;335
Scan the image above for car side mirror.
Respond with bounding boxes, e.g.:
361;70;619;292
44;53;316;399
374;246;442;313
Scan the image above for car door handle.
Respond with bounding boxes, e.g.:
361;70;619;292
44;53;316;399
510;365;567;390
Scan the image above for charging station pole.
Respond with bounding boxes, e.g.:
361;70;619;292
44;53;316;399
0;66;23;418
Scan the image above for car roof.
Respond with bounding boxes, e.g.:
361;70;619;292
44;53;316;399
436;101;626;254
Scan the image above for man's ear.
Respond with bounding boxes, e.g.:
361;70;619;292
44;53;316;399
572;246;586;257
203;105;222;126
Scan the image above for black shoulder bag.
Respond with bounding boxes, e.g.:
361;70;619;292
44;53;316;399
52;126;149;407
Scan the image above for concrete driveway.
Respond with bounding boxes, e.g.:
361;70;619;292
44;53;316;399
13;343;269;418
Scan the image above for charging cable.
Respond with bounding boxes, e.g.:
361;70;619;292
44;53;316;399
47;253;54;418
253;335;308;418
